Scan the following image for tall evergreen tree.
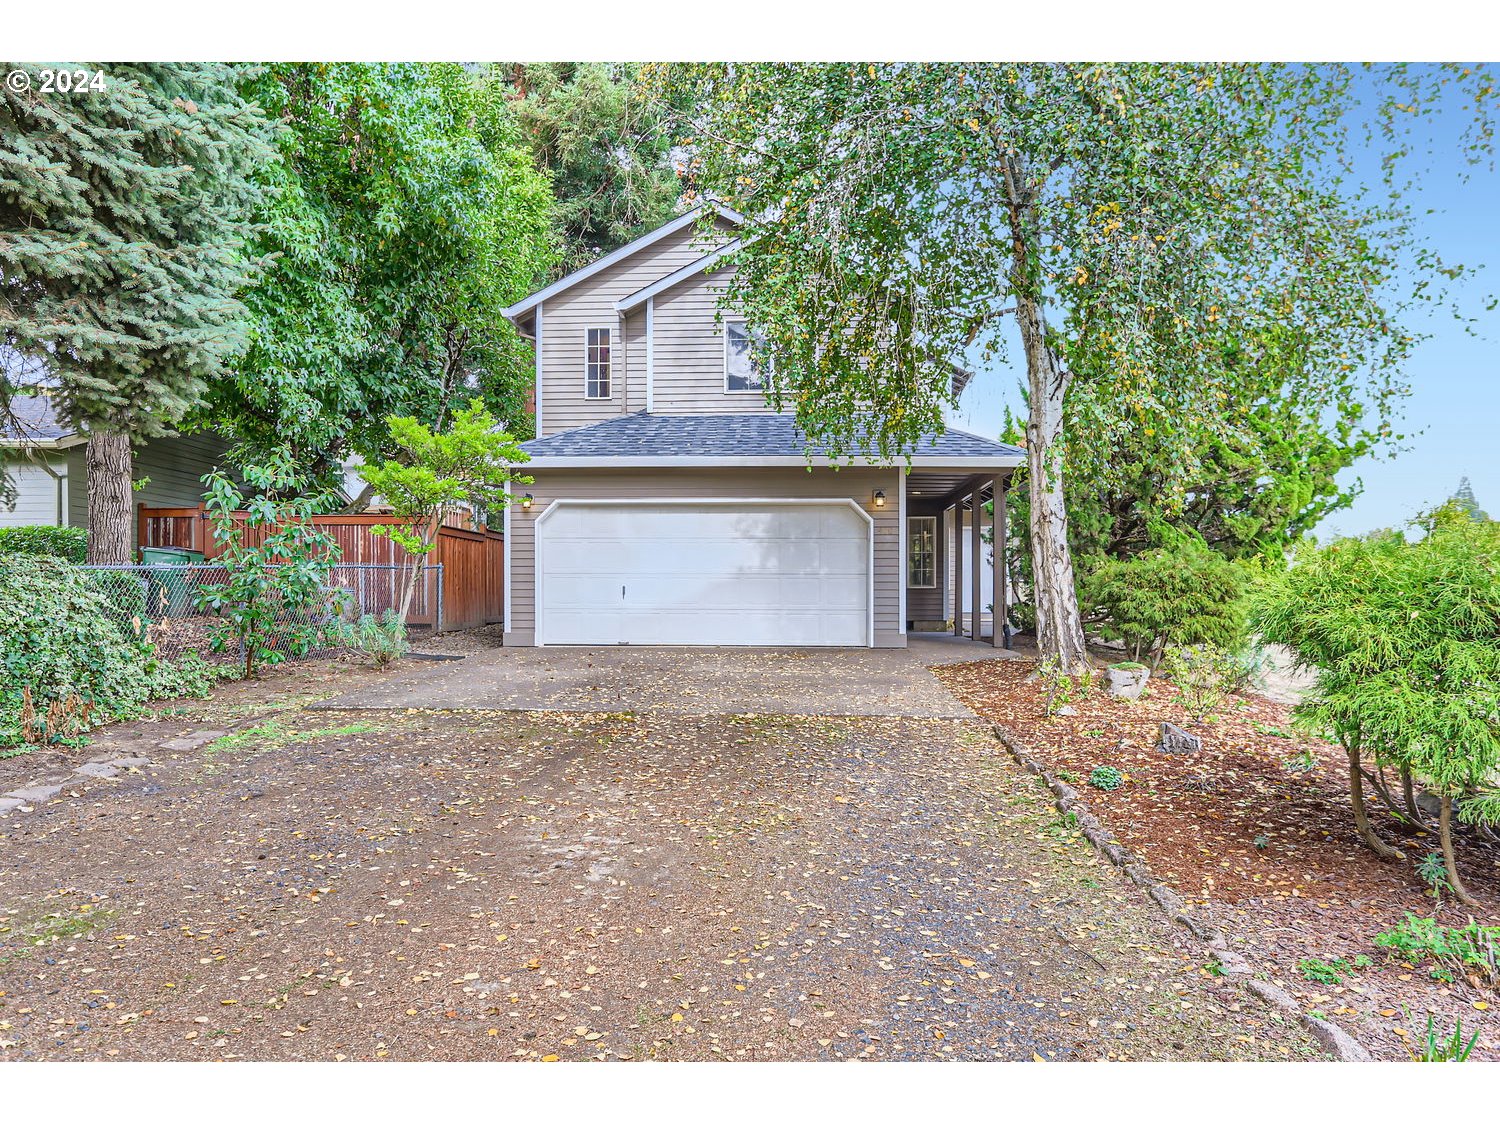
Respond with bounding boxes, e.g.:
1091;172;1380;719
0;63;271;562
1451;476;1491;522
498;62;682;275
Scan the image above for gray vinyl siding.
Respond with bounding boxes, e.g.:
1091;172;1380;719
538;218;734;436
650;264;777;415
623;308;647;413
62;431;230;548
506;467;903;647
0;454;69;527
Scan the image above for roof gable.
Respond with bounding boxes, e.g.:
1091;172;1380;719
502;204;744;325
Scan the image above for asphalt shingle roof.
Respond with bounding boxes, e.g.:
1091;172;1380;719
1;395;74;442
520;412;1022;460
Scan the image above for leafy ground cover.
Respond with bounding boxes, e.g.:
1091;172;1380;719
932;657;1500;1060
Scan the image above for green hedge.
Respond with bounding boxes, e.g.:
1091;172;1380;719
0;525;88;562
0;554;213;752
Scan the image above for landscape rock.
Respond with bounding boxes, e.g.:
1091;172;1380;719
1054;705;1078;717
108;757;151;769
1157;722;1202;755
1106;664;1150;700
5;783;65;804
73;762;120;779
0;797;25;814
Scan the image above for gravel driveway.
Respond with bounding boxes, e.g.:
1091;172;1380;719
0;676;1316;1061
310;636;1021;717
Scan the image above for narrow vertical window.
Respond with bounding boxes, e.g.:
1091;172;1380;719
586;327;611;398
907;516;937;588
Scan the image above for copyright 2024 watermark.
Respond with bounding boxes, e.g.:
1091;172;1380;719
6;67;108;94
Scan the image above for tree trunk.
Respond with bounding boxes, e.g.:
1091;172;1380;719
86;431;133;565
397;557;424;627
1346;743;1403;861
1400;766;1429;827
343;479;378;514
1440;795;1479;907
1015;291;1089;674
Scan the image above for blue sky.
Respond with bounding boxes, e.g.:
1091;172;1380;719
947;68;1499;537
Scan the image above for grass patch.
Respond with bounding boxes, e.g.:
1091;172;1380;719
205;719;381;757
0;900;115;962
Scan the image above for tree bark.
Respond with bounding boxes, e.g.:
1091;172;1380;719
1400;767;1424;826
1016;291;1089;674
86;431;133;565
1346;742;1403;861
343;479;378;514
1440;795;1479;907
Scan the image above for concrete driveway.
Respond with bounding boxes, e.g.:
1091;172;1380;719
314;635;1020;718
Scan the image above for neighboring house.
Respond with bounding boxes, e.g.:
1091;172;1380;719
0;394;230;553
500;206;1023;648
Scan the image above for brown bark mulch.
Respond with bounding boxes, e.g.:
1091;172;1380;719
931;658;1500;1061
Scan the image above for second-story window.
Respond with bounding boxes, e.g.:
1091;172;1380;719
725;321;770;393
585;327;611;398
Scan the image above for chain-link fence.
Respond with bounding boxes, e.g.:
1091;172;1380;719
79;563;445;665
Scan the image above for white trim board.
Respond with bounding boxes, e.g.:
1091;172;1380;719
616;239;743;313
532;497;875;649
501;478;512;635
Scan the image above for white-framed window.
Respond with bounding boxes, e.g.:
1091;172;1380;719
585;327;611;398
907;516;937;588
724;320;770;393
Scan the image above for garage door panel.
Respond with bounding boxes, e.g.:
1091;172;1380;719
539;501;870;646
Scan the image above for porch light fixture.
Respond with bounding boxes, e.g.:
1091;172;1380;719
873;489;886;508
521;493;533;511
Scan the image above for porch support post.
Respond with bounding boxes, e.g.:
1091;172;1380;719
993;472;1007;648
969;486;981;641
952;500;964;637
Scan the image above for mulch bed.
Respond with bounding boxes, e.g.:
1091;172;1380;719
933;657;1500;1061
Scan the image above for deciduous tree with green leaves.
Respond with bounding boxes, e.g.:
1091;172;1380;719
200;63;554;491
656;62;1496;672
1;63;271;563
357;400;530;623
195;453;346;679
1256;506;1500;904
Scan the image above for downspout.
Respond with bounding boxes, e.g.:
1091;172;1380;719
35;454;66;526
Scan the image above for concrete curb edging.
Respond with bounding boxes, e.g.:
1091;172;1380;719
989;720;1374;1062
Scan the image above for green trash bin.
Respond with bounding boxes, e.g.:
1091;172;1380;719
139;546;207;615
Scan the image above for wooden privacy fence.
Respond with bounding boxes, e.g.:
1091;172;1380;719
137;504;504;632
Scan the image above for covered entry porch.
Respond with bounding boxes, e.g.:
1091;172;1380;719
903;470;1014;647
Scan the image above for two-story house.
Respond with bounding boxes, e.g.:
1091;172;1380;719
500;205;1023;648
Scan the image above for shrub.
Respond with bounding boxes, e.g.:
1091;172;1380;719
0;555;214;751
194;454;348;678
1255;507;1500;902
335;610;410;668
1078;536;1250;668
1375;915;1500;991
1088;766;1123;791
0;525;88;562
1161;643;1240;722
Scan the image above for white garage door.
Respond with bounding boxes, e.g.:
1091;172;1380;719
537;500;871;646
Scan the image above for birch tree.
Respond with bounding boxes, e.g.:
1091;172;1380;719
655;63;1495;671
